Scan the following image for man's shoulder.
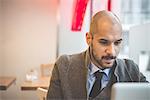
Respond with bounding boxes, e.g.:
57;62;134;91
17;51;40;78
117;58;137;66
56;51;86;64
53;51;87;72
116;58;138;71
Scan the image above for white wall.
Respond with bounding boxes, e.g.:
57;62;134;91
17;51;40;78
129;23;150;64
58;0;90;56
0;0;2;99
1;0;58;100
0;0;2;76
0;0;2;100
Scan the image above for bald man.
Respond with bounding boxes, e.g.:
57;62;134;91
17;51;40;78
47;10;148;100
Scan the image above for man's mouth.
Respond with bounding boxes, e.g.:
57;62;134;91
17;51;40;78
102;55;116;64
103;59;114;63
102;55;116;60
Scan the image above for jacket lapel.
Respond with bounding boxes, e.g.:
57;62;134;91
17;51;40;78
114;59;132;82
68;50;90;99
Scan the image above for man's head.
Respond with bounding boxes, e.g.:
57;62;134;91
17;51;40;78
86;10;123;69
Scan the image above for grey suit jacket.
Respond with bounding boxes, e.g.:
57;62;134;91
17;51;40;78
47;50;148;100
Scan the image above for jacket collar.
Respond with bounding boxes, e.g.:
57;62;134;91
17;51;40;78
114;59;132;82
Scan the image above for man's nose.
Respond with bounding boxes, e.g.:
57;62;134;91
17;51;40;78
105;44;115;55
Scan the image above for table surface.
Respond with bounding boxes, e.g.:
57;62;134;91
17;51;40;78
0;76;16;90
21;76;50;90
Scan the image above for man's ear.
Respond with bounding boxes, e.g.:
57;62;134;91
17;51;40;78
86;32;92;46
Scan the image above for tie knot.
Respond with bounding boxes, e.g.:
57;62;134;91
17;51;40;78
94;71;103;79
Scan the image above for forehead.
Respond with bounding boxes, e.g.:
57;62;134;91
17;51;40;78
94;24;122;41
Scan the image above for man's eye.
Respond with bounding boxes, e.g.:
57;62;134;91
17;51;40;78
99;41;109;45
114;41;121;45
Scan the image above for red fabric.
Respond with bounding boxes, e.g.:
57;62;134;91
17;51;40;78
107;0;111;11
71;0;89;31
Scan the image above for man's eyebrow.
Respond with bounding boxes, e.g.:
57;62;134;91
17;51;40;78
116;39;123;41
98;38;123;42
99;38;123;41
99;39;108;41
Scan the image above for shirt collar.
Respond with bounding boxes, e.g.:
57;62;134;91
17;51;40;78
89;62;110;77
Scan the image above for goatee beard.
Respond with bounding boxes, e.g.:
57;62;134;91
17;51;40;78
89;46;116;69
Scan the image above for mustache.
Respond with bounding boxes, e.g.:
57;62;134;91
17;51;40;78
102;55;116;60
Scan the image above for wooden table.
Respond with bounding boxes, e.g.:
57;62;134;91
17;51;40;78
0;76;16;90
21;77;50;90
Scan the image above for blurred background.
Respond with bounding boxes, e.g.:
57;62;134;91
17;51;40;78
0;0;150;100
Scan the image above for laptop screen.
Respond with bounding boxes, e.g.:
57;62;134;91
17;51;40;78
111;83;150;100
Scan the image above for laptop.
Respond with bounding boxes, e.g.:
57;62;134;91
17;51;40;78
111;83;150;100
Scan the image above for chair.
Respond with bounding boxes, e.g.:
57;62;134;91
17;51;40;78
40;63;54;77
37;87;48;100
37;63;53;100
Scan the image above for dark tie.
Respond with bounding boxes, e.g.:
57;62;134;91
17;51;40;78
89;71;103;98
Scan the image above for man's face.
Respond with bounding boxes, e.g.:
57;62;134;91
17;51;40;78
87;19;122;68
